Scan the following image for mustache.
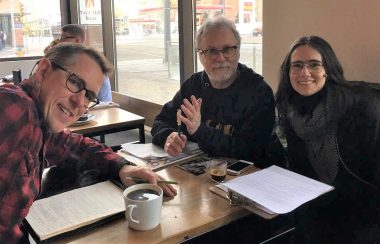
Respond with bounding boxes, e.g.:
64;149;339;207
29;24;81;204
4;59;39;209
211;63;230;69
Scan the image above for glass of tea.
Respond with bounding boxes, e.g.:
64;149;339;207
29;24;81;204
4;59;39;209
206;159;228;183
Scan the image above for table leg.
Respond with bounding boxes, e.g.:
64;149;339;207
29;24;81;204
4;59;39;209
100;135;105;143
138;125;145;144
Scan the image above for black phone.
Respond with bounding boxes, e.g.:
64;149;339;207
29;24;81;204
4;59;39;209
227;160;254;175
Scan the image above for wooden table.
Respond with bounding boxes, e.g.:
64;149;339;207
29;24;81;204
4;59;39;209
67;107;146;144
53;165;254;244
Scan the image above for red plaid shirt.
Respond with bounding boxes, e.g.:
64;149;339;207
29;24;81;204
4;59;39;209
0;80;128;243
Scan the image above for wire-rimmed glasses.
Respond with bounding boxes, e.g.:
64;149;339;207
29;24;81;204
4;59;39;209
198;46;238;59
290;61;324;75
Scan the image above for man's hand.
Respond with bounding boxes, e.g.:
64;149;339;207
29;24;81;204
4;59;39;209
119;165;177;197
179;95;202;135
164;132;187;156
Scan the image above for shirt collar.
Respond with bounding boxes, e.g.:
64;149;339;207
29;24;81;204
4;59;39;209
20;79;50;135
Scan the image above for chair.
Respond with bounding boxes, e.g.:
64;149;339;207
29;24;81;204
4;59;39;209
348;80;380;100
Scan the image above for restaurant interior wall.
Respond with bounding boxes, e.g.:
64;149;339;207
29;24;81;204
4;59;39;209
263;0;380;91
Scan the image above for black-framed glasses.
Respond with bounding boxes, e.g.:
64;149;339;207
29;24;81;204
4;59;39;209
198;46;238;59
59;35;76;41
290;61;324;74
51;62;99;108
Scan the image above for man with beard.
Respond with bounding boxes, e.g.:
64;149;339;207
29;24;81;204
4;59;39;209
151;16;282;165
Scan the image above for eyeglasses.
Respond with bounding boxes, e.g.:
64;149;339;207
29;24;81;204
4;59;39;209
290;61;324;74
198;46;238;59
51;62;99;108
59;35;76;41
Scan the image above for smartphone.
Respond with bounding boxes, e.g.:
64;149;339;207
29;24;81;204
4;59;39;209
227;160;254;175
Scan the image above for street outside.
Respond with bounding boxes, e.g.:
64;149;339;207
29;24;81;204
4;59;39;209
115;34;262;104
1;34;262;105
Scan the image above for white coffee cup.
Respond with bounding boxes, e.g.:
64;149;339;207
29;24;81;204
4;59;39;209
123;184;163;231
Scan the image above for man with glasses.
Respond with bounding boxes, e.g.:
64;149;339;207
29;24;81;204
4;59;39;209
44;24;112;102
0;43;176;243
152;16;283;165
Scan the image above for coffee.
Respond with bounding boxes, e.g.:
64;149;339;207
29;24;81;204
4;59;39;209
126;189;160;201
123;184;163;231
210;168;226;182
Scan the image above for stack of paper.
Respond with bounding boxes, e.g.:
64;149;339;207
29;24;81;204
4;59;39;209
119;142;204;171
26;181;125;242
222;165;334;214
121;143;169;159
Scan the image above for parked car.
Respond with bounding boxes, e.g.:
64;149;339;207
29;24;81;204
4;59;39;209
252;22;262;36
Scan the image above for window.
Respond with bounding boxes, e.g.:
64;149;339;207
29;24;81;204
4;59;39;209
0;0;61;58
78;0;103;53
114;0;180;105
195;0;263;74
112;0;262;105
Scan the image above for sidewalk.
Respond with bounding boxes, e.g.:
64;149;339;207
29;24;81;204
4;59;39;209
117;58;179;105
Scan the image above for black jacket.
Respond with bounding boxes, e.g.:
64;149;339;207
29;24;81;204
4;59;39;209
287;83;380;242
287;83;380;192
152;63;283;164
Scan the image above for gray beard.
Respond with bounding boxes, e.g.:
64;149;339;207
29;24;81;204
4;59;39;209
207;70;236;89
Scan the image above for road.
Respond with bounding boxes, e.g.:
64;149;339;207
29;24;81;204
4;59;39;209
114;34;262;104
0;34;263;104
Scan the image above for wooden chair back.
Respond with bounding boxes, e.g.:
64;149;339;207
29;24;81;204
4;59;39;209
112;91;162;128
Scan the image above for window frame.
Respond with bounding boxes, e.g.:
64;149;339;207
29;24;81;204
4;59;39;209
0;0;70;62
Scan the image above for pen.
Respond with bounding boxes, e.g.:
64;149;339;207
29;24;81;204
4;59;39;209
177;109;182;137
131;177;178;185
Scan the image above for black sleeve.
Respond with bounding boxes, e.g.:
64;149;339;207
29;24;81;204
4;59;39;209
151;91;182;147
360;97;380;188
338;93;380;188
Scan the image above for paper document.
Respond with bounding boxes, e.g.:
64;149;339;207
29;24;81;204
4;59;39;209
209;184;277;219
121;141;201;160
222;165;334;214
119;142;203;171
25;181;125;241
121;143;169;159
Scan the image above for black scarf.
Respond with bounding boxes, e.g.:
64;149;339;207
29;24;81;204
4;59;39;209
288;85;344;184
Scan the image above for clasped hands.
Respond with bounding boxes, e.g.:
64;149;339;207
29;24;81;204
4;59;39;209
164;95;202;157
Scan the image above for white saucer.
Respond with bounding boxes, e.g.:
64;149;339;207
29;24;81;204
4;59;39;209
72;114;96;126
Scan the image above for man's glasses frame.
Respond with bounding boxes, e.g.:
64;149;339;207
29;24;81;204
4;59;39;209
51;61;99;108
289;60;324;75
198;46;238;59
59;35;76;41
